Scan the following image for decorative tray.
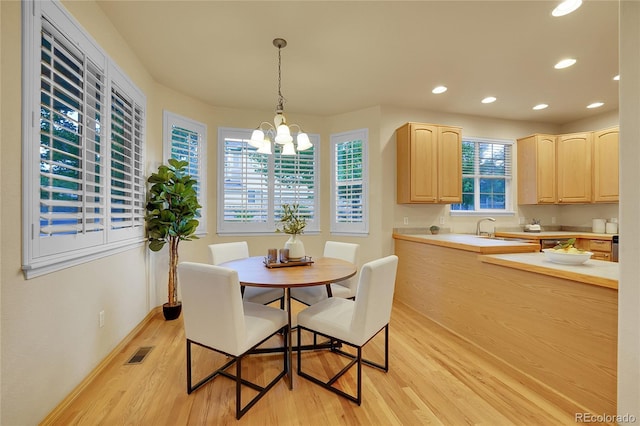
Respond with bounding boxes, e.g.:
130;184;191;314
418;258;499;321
263;256;314;268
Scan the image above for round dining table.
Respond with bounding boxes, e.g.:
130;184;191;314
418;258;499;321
219;256;357;389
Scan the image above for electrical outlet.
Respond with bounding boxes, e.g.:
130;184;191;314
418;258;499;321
439;216;445;225
403;217;409;225
99;310;105;328
519;217;525;225
551;216;557;224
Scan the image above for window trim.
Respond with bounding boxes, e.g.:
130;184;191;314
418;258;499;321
163;110;207;236
216;127;320;236
330;128;369;236
21;0;147;278
450;136;515;216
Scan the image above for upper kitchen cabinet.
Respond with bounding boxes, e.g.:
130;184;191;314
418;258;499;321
556;132;592;203
592;127;619;203
396;122;462;204
517;134;557;204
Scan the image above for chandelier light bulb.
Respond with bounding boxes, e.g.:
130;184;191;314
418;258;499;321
281;142;296;156
257;139;272;155
296;133;312;151
249;129;265;148
275;124;293;144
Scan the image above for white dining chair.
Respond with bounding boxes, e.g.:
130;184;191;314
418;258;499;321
178;262;287;419
209;242;284;307
290;241;360;305
296;255;398;405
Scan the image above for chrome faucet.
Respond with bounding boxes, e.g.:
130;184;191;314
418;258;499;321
476;217;496;236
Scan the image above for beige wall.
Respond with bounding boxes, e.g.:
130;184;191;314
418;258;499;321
0;0;633;424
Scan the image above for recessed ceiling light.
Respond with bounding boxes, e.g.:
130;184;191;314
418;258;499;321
552;0;582;17
533;104;549;110
481;97;497;104
613;75;620;81
587;102;604;109
432;86;448;94
554;58;577;69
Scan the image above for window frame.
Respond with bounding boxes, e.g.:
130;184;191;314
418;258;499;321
330;128;369;235
163;111;207;236
22;0;146;278
216;127;320;236
450;136;515;216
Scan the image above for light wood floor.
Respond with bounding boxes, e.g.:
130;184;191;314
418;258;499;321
47;300;595;426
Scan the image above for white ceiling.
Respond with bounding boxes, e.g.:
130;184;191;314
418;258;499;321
96;0;619;125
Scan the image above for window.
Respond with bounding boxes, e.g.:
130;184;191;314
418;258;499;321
330;129;368;235
163;111;207;235
451;137;513;214
217;127;319;235
22;0;146;278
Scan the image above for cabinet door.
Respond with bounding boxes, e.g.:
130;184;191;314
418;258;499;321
557;133;592;203
536;135;557;203
517;134;556;204
410;124;438;202
593;127;619;202
437;126;462;203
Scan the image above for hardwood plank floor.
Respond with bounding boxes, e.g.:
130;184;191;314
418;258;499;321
45;300;601;425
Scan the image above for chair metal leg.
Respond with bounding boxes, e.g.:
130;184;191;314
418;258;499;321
296;324;389;405
186;325;287;419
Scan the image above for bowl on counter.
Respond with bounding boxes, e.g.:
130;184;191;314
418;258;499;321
542;248;593;265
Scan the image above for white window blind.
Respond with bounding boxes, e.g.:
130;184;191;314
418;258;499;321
217;127;320;235
451;138;513;213
23;0;146;278
163;111;207;235
330;129;368;235
39;21;105;239
110;86;145;234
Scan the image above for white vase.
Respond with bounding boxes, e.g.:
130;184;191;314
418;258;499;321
285;234;305;260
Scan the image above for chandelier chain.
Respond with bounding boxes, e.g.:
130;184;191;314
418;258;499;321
277;44;284;112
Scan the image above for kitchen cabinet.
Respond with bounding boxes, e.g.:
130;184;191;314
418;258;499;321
517;127;618;205
396;122;462;204
516;134;557;204
557;132;592;203
576;238;613;261
593;127;619;202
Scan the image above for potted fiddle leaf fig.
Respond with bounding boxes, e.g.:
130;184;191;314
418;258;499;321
145;159;201;320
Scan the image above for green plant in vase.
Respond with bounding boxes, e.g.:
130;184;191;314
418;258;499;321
276;203;306;260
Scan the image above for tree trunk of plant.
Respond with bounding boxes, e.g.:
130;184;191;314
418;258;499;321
167;236;179;306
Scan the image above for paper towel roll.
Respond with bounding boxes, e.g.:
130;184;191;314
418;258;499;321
592;219;606;233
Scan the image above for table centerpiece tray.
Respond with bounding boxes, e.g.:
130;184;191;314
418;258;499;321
263;256;314;268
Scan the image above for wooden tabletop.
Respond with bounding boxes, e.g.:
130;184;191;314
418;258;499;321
219;256;357;288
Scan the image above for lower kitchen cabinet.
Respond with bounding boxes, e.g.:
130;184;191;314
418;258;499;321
577;238;613;261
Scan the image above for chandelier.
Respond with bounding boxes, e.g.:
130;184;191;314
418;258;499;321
249;38;311;155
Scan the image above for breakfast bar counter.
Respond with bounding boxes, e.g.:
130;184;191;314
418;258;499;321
480;252;618;289
394;237;617;416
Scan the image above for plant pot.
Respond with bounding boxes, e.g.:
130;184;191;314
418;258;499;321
285;234;305;260
430;230;439;235
162;301;182;321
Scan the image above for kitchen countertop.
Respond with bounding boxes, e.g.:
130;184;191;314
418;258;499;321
392;233;540;254
480;252;618;289
495;231;615;240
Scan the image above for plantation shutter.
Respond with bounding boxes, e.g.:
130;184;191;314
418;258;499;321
164;112;207;235
331;129;368;234
217;128;320;234
110;86;145;234
39;20;106;242
221;134;270;232
274;144;316;226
